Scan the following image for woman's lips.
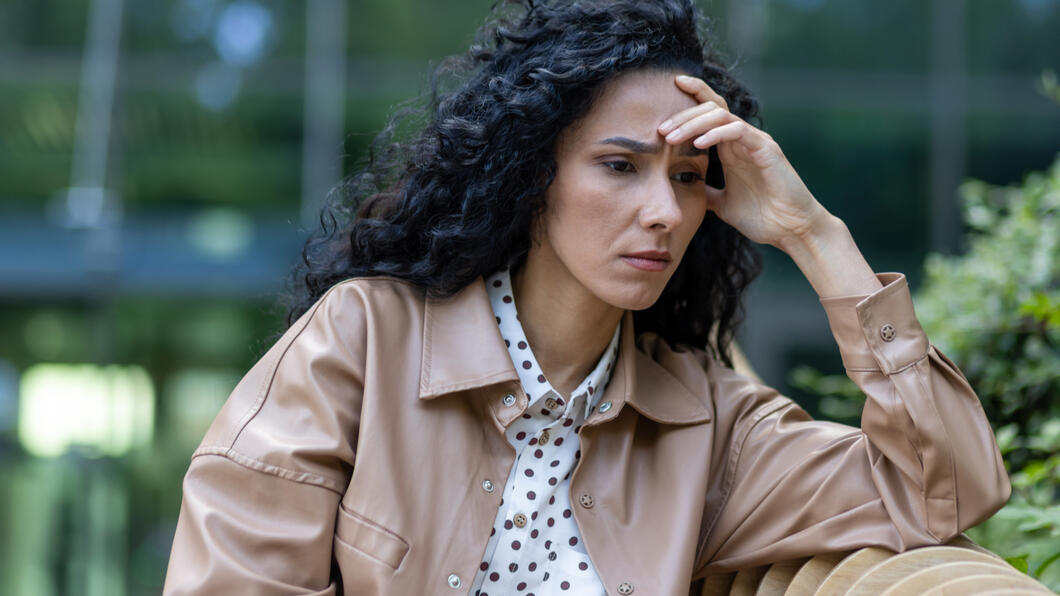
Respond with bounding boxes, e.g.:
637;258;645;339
621;251;672;272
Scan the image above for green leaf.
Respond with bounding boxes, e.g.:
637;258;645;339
1006;554;1030;574
1019;291;1060;328
1034;551;1060;578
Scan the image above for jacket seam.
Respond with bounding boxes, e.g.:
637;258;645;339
698;497;889;574
192;447;345;495
844;350;929;376
339;502;409;546
333;532;400;570
223;283;342;450
887;351;930;375
696;395;792;564
335;503;409;570
912;357;954;541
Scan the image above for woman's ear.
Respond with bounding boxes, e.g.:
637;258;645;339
705;145;725;189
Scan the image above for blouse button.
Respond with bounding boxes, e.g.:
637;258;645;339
482;479;495;493
447;574;462;589
618;581;634;594
599;401;613;413
503;393;516;407
513;513;528;528
539;430;550;445
549;551;558;561
579;493;595;508
545;397;559;410
880;324;896;342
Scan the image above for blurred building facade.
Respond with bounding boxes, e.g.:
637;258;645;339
0;0;1058;593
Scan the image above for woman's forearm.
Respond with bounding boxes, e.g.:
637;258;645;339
778;213;884;299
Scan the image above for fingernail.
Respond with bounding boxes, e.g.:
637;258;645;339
676;75;694;82
666;129;681;141
659;119;673;132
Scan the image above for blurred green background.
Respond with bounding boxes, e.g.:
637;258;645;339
0;0;1058;594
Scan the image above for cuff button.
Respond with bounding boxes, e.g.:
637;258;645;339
880;324;896;342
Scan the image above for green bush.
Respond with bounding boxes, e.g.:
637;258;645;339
916;161;1060;449
790;137;1060;590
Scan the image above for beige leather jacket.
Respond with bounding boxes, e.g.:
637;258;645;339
163;273;1010;595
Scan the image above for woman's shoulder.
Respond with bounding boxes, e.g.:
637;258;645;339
634;331;797;427
318;275;426;307
292;275;428;331
634;331;745;385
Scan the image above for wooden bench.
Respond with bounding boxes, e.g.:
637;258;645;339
700;536;1053;595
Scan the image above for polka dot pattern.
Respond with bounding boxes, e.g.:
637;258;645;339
467;268;618;596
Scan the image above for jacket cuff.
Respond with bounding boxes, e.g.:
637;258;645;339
819;273;930;374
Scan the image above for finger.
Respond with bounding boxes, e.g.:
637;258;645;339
658;101;722;135
675;75;729;111
693;120;768;152
663;108;733;145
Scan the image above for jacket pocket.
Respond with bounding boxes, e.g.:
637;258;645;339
334;503;410;570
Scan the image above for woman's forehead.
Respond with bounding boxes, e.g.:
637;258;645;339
565;70;700;146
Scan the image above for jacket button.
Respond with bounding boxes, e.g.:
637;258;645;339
880;324;896;342
539;430;550;445
482;479;495;493
599;401;612;413
579;493;594;508
503;393;516;406
513;513;528;528
447;574;461;589
618;581;634;594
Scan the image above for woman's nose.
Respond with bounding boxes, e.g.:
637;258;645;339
639;174;683;231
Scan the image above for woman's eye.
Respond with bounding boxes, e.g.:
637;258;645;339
604;160;635;173
674;171;704;184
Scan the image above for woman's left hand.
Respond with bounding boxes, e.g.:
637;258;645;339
660;75;883;298
658;75;829;251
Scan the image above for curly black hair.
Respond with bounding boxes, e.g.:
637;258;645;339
287;0;762;366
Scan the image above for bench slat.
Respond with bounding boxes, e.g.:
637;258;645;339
921;573;1053;595
783;552;846;596
846;546;1014;596
813;547;893;595
881;562;1031;596
756;558;809;596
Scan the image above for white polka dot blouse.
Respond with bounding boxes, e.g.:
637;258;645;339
468;268;620;596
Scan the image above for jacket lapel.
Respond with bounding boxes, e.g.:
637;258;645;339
601;311;714;425
419;278;519;399
420;278;714;425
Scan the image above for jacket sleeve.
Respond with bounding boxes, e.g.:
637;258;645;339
694;273;1010;575
163;283;367;595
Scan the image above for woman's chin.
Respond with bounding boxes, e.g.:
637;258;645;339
595;283;666;312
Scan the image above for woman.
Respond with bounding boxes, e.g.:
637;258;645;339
164;1;1009;594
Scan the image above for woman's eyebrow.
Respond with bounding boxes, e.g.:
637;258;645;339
599;136;708;157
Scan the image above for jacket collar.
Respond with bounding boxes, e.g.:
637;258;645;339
419;278;713;425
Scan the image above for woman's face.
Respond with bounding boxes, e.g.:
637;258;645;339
526;69;711;312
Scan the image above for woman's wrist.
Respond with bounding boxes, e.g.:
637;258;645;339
779;214;884;299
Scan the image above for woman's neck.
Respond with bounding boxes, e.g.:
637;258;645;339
511;263;624;399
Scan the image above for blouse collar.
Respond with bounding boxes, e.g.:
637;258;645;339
484;267;620;419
